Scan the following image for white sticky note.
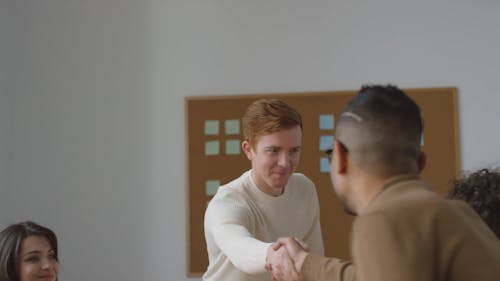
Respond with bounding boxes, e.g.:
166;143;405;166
319;114;334;130
206;180;220;196
225;119;240;135
320;135;334;151
225;140;240;155
204;120;219;135
320;157;330;173
205;141;220;155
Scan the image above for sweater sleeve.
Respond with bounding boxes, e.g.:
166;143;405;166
205;197;272;274
302;253;354;281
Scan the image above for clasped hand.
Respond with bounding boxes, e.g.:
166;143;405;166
265;237;310;281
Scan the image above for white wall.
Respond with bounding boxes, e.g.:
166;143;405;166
0;0;11;225
3;0;500;281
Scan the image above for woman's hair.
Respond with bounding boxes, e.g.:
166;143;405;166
448;168;500;239
0;221;58;281
242;98;302;146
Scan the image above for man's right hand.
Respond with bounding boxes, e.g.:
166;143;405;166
273;237;309;273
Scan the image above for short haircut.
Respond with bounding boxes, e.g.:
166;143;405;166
0;221;58;281
447;168;500;239
336;85;423;174
242;98;302;146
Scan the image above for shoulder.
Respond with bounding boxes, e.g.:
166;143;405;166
284;173;319;205
286;173;317;196
368;180;442;213
287;173;315;189
355;183;479;236
206;173;253;214
212;172;251;201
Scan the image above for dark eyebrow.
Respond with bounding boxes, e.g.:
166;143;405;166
23;248;54;257
23;250;41;257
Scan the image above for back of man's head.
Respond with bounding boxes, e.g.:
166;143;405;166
336;85;423;176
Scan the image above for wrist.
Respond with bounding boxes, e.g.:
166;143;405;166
293;251;309;273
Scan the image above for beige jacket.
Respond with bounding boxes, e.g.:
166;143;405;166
302;174;500;281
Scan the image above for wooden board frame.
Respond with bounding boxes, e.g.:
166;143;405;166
185;87;460;276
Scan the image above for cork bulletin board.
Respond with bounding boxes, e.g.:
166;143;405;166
185;87;460;276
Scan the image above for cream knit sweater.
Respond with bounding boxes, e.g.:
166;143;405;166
203;170;324;281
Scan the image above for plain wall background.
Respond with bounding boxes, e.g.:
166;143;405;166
0;0;11;217
2;0;500;280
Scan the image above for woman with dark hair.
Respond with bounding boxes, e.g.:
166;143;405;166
0;221;59;281
448;168;500;239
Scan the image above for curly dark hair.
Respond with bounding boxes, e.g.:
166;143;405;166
447;168;500;239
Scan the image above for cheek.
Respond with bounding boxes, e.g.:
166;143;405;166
19;263;35;281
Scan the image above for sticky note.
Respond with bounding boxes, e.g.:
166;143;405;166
206;180;220;196
225;119;240;135
320;157;330;173
204;120;219;135
319;114;334;130
205;141;220;155
225;140;240;155
320;135;334;151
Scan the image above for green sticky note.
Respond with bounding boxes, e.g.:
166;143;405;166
205;140;220;155
225;139;240;155
205;120;219;135
206;180;220;196
225;119;240;135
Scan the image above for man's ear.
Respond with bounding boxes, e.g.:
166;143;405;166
334;140;348;174
417;151;426;173
242;140;253;160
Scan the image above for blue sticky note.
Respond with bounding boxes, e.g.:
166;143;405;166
319;114;334;130
320;157;330;173
225;139;240;155
206;180;220;196
225;119;240;135
205;140;220;155
204;120;219;135
320;135;334;151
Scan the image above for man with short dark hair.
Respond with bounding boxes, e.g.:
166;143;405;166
267;85;500;281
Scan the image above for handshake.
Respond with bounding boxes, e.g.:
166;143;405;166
265;237;310;281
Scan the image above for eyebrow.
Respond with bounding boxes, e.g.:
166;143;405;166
23;249;54;257
23;250;41;257
264;145;301;148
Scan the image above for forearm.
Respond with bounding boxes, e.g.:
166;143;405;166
301;253;354;281
220;236;273;274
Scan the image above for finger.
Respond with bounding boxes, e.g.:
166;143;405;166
272;242;282;250
293;237;309;251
